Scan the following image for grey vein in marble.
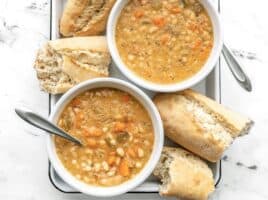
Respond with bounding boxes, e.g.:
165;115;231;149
25;0;49;15
0;17;19;46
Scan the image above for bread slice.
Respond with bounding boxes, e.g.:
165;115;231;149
60;0;116;36
154;147;214;200
153;89;253;162
34;36;110;94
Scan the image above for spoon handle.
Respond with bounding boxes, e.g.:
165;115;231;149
15;108;82;145
222;44;252;92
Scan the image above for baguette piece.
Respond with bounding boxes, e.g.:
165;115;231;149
34;37;110;94
154;89;253;162
60;0;116;36
154;147;214;200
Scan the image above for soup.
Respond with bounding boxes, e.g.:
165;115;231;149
116;0;213;84
55;88;154;186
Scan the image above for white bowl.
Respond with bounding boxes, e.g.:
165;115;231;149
47;78;164;197
107;0;223;92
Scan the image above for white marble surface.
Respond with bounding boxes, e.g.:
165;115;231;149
0;0;267;199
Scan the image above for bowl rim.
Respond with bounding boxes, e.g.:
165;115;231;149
107;0;223;92
46;78;164;197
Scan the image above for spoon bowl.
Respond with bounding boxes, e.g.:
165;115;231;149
15;108;82;146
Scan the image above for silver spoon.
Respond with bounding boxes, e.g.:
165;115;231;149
15;108;82;146
222;44;252;92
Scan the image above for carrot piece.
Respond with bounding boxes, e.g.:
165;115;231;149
118;160;130;177
108;156;116;165
87;138;97;148
83;130;90;137
109;151;116;156
134;9;144;18
71;98;81;107
122;95;130;103
114;122;126;132
75;113;83;128
192;39;202;50
188;23;198;32
160;33;170;44
200;51;210;61
127;148;136;158
170;7;181;14
152;16;166;27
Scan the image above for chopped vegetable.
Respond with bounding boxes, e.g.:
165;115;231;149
116;131;130;143
75;112;83;128
105;137;116;147
118;160;130;177
192;39;202;50
108;156;116;165
116;147;125;157
127;148;137;158
160;33;171;44
63;116;72;131
152;16;166;27
170;7;181;14
122;95;130;102
134;9;144;18
71;98;81;107
87;138;97;148
114;122;126;132
87;126;103;137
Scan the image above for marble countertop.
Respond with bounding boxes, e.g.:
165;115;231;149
0;0;267;199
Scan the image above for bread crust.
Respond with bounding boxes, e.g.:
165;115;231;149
60;0;116;36
34;37;110;94
60;0;88;37
62;56;108;83
153;90;253;162
154;147;214;200
181;89;253;137
154;93;224;162
49;36;108;52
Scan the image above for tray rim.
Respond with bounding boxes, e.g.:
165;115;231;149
47;0;222;194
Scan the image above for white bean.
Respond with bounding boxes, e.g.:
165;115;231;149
115;157;121;165
110;139;117;146
137;148;144;158
144;140;150;146
102;161;109;171
84;165;92;171
102;127;108;132
85;149;93;154
87;160;92;165
83;177;89;182
94;163;101;172
135;162;142;168
71;159;77;165
107;171;116;177
99;140;106;145
116;147;125;157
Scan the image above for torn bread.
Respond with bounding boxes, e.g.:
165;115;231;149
154;147;214;200
60;0;116;36
153;89;253;162
34;36;110;94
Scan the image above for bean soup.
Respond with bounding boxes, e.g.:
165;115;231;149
116;0;214;84
55;88;154;186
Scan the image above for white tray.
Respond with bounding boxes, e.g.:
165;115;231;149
48;0;222;193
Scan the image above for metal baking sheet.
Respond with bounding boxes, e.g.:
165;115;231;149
48;0;222;194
